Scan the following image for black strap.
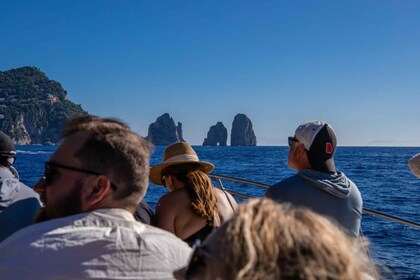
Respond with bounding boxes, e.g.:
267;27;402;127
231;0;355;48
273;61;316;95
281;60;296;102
10;166;19;180
221;188;236;212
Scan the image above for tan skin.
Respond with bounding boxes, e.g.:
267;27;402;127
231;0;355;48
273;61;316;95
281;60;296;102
288;140;311;172
155;174;237;240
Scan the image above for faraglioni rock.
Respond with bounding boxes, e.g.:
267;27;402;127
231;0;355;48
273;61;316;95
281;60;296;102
0;66;88;144
231;114;257;146
203;122;227;146
146;113;185;146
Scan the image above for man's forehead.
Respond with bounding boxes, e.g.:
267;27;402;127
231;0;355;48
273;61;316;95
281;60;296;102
50;132;89;163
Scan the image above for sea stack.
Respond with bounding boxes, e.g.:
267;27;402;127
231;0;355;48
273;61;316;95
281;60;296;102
203;122;227;146
231;114;257;146
146;113;185;146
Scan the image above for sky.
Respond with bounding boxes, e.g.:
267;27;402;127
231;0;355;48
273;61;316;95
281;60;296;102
0;0;419;146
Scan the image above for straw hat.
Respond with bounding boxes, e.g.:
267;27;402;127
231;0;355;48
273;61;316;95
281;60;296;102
408;153;420;179
149;142;214;185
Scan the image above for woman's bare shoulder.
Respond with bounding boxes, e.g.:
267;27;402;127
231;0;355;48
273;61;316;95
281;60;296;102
157;188;190;205
215;188;238;209
215;188;235;200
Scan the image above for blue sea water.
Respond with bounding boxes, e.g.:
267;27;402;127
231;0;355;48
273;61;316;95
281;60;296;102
14;145;420;279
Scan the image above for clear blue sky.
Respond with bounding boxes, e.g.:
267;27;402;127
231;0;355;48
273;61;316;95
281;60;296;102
1;0;419;146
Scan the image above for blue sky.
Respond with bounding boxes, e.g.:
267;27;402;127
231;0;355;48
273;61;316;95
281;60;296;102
1;0;419;146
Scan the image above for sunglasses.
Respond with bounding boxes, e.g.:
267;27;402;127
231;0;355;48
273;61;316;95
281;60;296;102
44;161;118;190
161;175;167;188
288;136;299;146
185;239;221;279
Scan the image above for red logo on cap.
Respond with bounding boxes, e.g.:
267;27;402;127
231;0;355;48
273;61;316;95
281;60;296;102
325;143;333;154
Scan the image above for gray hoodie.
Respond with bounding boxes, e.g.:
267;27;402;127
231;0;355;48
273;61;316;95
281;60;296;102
266;169;362;237
0;168;41;241
298;169;352;198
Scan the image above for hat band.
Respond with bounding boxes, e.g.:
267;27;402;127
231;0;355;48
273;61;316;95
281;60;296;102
164;154;199;163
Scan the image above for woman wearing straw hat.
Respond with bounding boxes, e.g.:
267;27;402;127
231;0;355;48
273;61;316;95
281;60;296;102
150;142;237;245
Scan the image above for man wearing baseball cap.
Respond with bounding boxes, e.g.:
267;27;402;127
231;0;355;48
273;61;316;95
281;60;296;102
265;121;362;238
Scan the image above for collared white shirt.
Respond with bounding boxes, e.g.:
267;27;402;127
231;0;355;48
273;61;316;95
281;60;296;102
0;208;192;279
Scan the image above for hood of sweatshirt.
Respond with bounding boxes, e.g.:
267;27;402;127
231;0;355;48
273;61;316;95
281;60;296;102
298;169;352;198
0;168;22;208
0;168;41;210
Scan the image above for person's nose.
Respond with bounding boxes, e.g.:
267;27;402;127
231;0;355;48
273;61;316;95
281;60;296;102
33;177;46;194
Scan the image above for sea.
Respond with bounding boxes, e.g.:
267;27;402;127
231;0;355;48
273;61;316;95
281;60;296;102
15;145;420;279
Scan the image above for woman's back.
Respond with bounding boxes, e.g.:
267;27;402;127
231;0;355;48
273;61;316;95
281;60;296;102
150;142;238;244
155;187;236;242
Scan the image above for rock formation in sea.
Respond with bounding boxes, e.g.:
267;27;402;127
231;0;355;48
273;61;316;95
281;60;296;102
230;114;257;146
202;122;227;146
146;113;185;146
0;66;88;144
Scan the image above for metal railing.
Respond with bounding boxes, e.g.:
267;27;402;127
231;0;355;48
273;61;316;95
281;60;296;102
209;173;420;230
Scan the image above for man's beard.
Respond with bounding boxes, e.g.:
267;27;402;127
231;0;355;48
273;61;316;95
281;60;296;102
33;179;84;223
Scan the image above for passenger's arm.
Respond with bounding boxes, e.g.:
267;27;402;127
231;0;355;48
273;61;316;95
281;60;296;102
155;195;176;234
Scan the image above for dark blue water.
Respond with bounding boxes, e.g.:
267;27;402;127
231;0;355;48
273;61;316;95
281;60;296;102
15;146;420;279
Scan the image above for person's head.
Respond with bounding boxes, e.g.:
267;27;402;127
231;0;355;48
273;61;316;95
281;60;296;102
408;153;420;179
288;120;337;173
176;198;375;280
149;142;218;220
33;115;153;223
0;131;16;169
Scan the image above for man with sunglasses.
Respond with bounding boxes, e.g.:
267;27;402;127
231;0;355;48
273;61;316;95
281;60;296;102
265;120;362;238
0;115;191;279
0;131;41;242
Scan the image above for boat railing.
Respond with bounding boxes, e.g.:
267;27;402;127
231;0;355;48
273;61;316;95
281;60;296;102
209;173;420;230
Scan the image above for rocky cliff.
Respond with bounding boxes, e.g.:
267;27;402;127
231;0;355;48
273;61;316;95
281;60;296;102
231;114;257;146
203;122;227;146
0;67;88;144
146;113;185;146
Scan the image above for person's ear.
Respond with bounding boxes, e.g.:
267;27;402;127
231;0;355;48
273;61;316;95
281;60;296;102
84;175;113;207
296;143;306;156
165;175;177;191
297;144;312;167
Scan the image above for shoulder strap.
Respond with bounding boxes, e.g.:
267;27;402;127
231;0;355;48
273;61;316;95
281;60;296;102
221;188;235;212
10;166;19;180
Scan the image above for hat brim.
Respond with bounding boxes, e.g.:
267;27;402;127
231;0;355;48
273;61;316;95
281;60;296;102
149;160;215;186
408;153;420;179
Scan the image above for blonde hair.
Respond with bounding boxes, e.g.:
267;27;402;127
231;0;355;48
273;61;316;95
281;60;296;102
222;199;377;280
163;163;219;221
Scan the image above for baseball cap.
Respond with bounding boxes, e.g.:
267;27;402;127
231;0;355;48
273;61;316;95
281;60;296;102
0;131;16;167
294;121;337;173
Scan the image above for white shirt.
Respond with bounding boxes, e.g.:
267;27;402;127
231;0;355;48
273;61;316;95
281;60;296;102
0;208;192;279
